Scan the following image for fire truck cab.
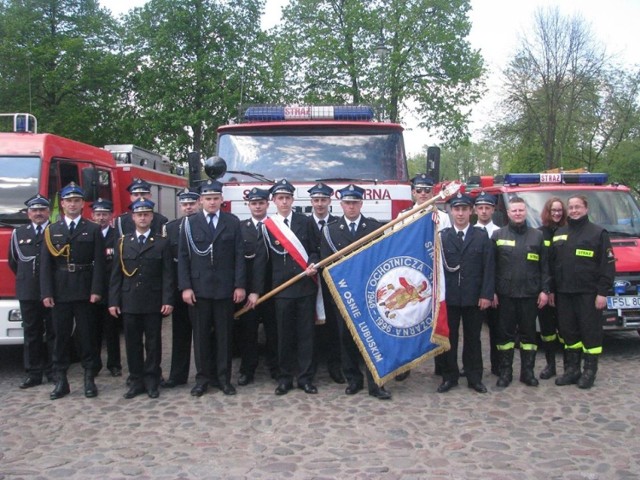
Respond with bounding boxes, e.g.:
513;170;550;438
0;113;187;345
468;172;640;334
214;105;413;221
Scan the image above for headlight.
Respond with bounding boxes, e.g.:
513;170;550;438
9;309;22;322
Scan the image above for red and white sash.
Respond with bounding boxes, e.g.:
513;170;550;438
264;216;326;323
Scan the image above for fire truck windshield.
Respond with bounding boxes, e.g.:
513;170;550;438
0;156;40;222
513;190;640;237
217;129;407;183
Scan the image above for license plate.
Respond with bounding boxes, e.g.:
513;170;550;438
607;296;640;309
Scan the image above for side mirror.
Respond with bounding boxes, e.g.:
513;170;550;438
204;156;227;180
81;166;98;202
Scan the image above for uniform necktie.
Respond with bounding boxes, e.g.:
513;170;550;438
138;234;145;246
256;220;263;231
284;218;290;228
68;221;75;236
208;213;216;235
457;230;464;243
318;219;326;230
35;225;42;239
349;222;356;236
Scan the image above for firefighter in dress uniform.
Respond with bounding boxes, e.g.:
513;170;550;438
308;182;345;385
40;182;106;400
91;198;122;377
109;198;174;399
161;188;200;389
436;193;494;394
318;184;392;399
551;195;615;389
9;195;54;388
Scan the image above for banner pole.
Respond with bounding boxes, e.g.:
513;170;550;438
234;182;461;318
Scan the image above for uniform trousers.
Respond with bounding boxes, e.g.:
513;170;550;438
94;303;122;372
438;305;484;384
20;300;54;379
51;301;98;374
312;280;342;374
556;293;602;351
496;296;538;347
167;295;192;383
275;294;315;386
484;306;500;370
335;305;375;390
238;299;275;377
190;298;234;387
538;304;560;343
123;312;162;390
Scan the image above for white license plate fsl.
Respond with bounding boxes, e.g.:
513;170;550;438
607;296;640;309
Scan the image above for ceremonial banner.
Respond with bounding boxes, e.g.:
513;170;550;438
323;210;450;385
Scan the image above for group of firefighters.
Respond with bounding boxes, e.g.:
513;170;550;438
9;173;615;400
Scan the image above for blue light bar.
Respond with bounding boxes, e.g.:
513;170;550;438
243;105;374;122
504;172;608;186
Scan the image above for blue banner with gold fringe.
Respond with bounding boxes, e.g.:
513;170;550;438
322;210;450;386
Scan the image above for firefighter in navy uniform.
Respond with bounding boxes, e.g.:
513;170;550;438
91;198;122;377
251;179;320;396
161;188;200;388
473;191;501;377
116;178;168;236
318;184;391;400
8;195;54;388
551;195;615;389
40;182;106;400
491;197;550;388
109;198;174;399
236;187;276;386
308;182;345;385
436;193;494;394
178;180;248;397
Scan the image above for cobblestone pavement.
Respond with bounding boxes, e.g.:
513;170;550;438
1;328;639;480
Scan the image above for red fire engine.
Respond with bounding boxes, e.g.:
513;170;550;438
212;105;416;221
467;172;640;334
0;113;187;345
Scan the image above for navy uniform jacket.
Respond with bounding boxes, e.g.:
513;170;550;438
98;226;117;302
116;211;168;236
177;211;246;300
440;226;494;307
320;216;382;259
109;233;174;314
8;223;47;302
164;217;187;299
253;213;319;299
40;218;106;302
239;218;268;295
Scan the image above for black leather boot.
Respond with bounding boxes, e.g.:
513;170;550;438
555;350;582;386
577;353;598;389
84;370;98;398
539;347;557;379
496;349;514;388
519;350;539;386
50;373;70;400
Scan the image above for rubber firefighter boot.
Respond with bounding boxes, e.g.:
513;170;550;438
539;345;557;379
519;349;539;386
84;370;98;398
496;349;514;388
577;353;599;389
555;350;582;386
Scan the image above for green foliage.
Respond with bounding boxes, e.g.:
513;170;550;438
0;0;126;145
275;0;484;143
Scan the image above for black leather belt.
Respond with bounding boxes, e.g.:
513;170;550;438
58;263;93;272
